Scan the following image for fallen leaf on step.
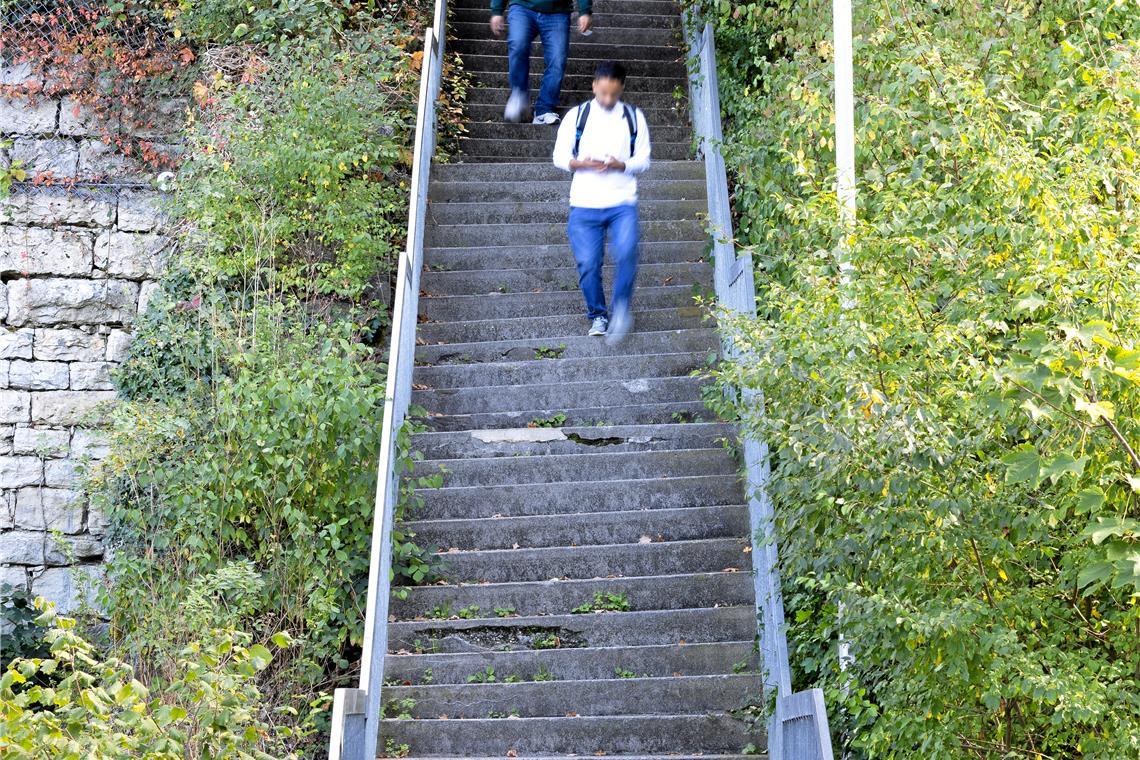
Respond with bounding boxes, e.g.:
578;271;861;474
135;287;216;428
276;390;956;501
512;543;520;550
638;535;652;544
447;547;461;553
662;276;674;285
506;751;518;758
439;714;449;719
413;384;431;391
492;513;504;519
679;639;687;645
743;546;752;553
566;712;579;717
723;567;739;573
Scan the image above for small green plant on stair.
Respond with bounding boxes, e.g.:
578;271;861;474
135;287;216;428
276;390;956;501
495;606;517;618
528;413;567;428
457;604;481;619
532;665;554;681
467;666;497;683
572;591;631;614
534;343;567;359
383;698;417;720
383;738;411;758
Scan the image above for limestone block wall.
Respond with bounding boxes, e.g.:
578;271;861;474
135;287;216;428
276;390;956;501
0;62;172;615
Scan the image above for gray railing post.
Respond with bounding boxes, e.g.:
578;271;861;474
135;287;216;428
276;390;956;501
682;13;836;760
329;5;446;758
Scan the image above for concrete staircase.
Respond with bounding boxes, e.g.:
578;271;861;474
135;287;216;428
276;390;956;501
377;1;765;756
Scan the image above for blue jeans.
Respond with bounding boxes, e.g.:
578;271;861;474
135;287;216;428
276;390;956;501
567;204;640;321
507;4;569;117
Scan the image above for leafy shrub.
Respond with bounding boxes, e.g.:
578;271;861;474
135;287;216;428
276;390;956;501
0;601;289;759
0;583;49;669
699;0;1140;756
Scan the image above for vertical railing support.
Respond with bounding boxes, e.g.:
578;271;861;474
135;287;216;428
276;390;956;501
329;5;446;758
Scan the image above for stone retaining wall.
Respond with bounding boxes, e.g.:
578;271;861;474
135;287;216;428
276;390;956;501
1;61;174;615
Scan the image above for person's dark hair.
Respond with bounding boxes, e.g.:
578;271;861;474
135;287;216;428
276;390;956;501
593;60;627;84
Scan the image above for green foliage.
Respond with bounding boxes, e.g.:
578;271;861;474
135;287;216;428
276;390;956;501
700;0;1140;756
571;592;631;614
0;583;49;668
467;666;496;684
0;602;290;759
529;413;567;429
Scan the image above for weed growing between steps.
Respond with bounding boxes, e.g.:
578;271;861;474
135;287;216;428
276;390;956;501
697;0;1140;756
0;2;466;756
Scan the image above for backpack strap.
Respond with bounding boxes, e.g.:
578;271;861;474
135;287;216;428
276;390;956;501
572;102;591;159
622;103;638;157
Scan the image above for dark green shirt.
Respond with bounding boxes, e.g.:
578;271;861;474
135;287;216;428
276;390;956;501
489;0;592;19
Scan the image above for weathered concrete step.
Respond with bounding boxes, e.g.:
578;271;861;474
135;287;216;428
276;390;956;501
419;447;733;486
462;120;691;145
379;713;761;755
428;198;702;226
404;504;747;551
396;756;762;760
450;9;681;29
435;537;750;583
460;53;686;79
420;263;709;297
431;160;703;183
393;571;752;619
414;375;710;417
424;242;709;271
418;287;699;322
451;38;685;61
415;327;716;365
464;103;688;129
414;350;707;388
416;307;708;345
466;87;685;110
426;219;704;247
448;0;682;14
429;178;705;204
460;137;692;161
383;674;761;719
384;641;757;684
410;422;730;460
451;21;683;45
389;606;756;651
421;399;711;431
414;472;739;520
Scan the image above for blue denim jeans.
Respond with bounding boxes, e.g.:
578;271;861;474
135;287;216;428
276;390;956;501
567;204;640;321
507;4;570;117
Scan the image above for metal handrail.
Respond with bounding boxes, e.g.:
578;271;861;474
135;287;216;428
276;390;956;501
328;4;446;758
683;12;835;760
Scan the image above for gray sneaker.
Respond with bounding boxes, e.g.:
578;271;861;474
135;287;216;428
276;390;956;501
605;305;633;345
504;89;527;123
588;317;609;336
532;112;561;125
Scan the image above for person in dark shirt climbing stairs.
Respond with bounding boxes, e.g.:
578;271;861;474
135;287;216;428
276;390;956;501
489;0;593;124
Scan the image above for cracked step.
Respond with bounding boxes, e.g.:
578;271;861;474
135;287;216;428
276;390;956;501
417;287;702;322
448;0;683;13
465;87;686;110
413;350;709;387
419;400;713;431
415;307;709;345
459;137;692;161
410;422;731;459
430;160;703;182
450;9;682;29
420;262;711;296
426;219;704;247
427;197;704;225
451;39;685;61
463;102;688;127
415;327;718;364
429;178;705;203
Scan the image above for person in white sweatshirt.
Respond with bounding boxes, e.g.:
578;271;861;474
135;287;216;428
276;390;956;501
552;60;651;344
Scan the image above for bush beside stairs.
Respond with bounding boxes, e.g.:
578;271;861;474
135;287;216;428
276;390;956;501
378;1;766;756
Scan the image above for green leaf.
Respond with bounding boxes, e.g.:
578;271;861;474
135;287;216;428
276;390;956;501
1077;561;1114;590
1081;516;1140;545
1076;487;1106;514
1002;446;1041;485
1074;396;1115;422
1040;452;1086;483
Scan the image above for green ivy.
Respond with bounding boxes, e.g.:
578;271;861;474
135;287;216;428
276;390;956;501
698;0;1140;756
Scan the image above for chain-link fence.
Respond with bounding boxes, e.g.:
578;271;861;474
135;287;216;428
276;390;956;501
2;0;185;199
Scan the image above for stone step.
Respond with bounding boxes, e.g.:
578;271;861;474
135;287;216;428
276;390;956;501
429;178;705;203
419;446;733;485
414;374;710;416
424;241;709;271
410;422;731;460
463;102;689;129
415;326;716;364
382;674;761;719
384;641;757;684
450;8;682;29
412;473;739;521
388;606;756;652
418;286;701;322
393;570;752;619
379;713;761;755
426;218;704;247
427;198;703;226
430;159;703;183
397;756;762;760
414;349;708;388
458;52;686;78
403;502;746;550
444;25;679;48
420;263;710;295
460;120;691;145
421;399;711;431
459;137;692;160
416;307;708;345
433;537;749;584
448;0;682;14
465;87;684;110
